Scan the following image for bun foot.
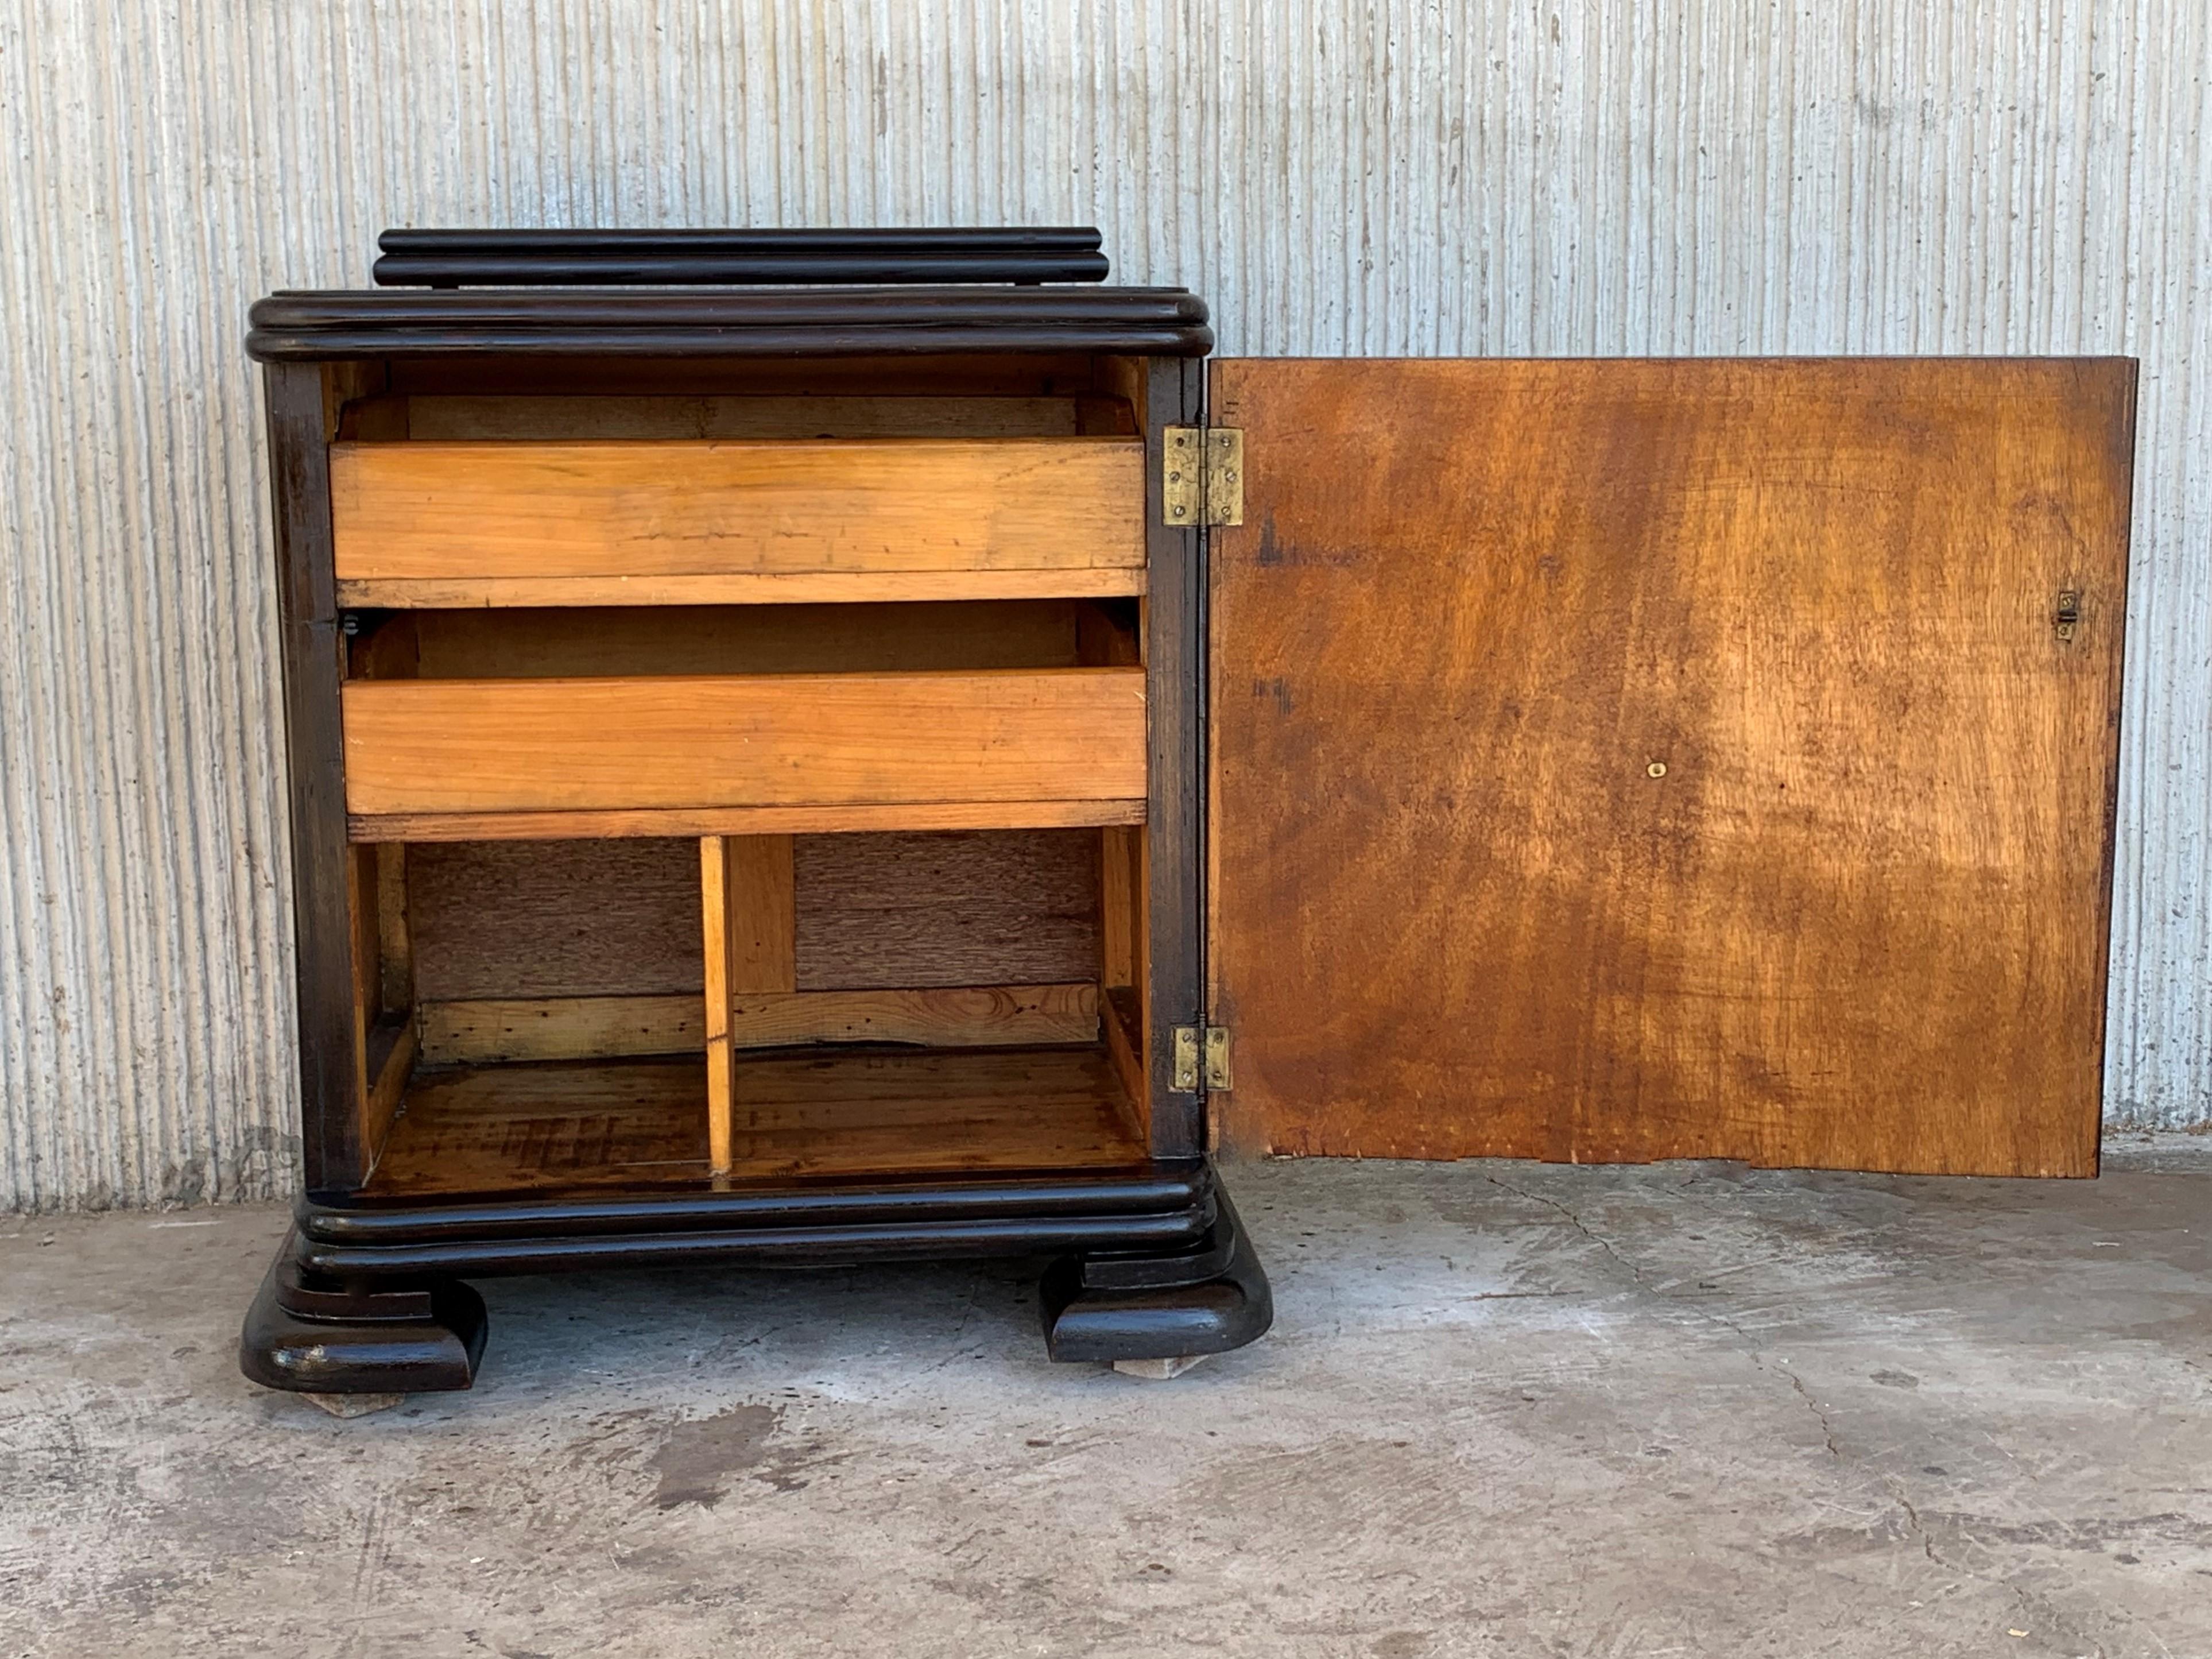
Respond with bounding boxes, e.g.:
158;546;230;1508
239;1230;486;1397
1041;1182;1272;1364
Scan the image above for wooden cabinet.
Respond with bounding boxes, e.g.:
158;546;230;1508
239;229;2134;1399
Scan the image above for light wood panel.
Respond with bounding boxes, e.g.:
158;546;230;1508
372;843;412;1014
1098;825;1141;989
328;438;1145;606
704;833;797;1175
420;994;703;1064
702;837;738;1174
362;1019;418;1174
343;569;1145;609
415;984;1101;1064
359;1048;1148;1196
722;1047;1143;1179
1102;985;1148;1144
350;798;1146;844
726;835;797;995
1209;357;2134;1177
341;668;1147;822
730;983;1098;1047
363;1059;715;1195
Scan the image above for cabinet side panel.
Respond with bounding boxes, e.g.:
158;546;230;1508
1208;357;2134;1177
266;362;369;1192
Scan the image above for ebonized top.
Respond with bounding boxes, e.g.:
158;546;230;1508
244;284;1213;361
371;226;1111;288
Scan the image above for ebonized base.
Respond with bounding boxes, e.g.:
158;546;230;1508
1040;1187;1273;1362
239;1164;1269;1395
239;1233;487;1394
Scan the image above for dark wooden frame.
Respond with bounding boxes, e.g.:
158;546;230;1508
241;281;1270;1395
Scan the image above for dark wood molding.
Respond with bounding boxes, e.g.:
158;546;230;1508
246;285;1211;361
372;225;1110;288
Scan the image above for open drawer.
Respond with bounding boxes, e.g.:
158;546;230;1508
330;436;1147;607
341;666;1148;841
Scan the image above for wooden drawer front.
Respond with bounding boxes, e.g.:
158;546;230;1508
330;438;1145;607
341;668;1146;838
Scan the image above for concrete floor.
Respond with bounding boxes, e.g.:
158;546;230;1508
2;1141;2209;1659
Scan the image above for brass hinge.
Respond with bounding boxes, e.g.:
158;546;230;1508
1162;427;1244;527
2054;589;2082;641
1171;1024;1233;1092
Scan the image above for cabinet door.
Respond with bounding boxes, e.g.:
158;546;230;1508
1207;358;2133;1175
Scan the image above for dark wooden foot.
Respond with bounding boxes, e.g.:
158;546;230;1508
239;1229;486;1395
1040;1182;1273;1363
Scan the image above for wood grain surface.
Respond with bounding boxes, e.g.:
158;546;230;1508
360;1047;1148;1195
340;570;1147;609
340;668;1147;819
348;798;1145;844
701;836;739;1174
414;983;1100;1065
418;994;704;1064
1208;357;2134;1176
729;983;1099;1048
329;438;1144;592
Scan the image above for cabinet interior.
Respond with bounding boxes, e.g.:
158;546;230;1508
332;357;1160;1196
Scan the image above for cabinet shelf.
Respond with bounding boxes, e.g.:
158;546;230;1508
330;435;1147;609
360;1047;1151;1198
340;667;1146;841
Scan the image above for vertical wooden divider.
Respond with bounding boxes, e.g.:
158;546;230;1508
701;837;735;1176
702;834;798;1178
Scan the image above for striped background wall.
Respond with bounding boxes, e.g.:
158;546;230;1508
2;1;2206;1208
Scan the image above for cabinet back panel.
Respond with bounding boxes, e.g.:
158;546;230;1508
796;830;1100;990
410;839;704;1002
389;393;1133;441
383;354;1113;400
404;601;1084;680
1209;357;2134;1177
407;831;1100;1003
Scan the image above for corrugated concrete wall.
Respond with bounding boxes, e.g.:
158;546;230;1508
2;2;2206;1210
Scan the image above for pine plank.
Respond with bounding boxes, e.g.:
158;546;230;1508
340;668;1147;819
329;437;1144;583
351;797;1145;844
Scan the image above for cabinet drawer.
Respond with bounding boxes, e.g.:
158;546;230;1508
341;668;1148;840
330;438;1146;608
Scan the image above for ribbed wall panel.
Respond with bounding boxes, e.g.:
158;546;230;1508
1;1;2204;1209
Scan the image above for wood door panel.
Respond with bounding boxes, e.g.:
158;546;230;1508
1208;358;2133;1176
